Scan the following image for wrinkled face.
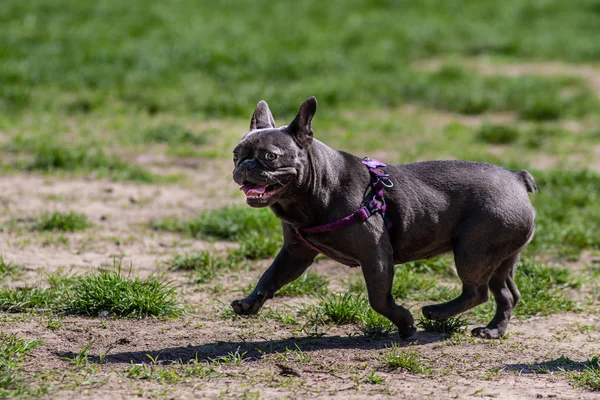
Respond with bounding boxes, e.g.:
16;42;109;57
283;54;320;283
232;128;307;207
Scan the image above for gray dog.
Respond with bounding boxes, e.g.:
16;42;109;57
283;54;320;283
230;97;536;339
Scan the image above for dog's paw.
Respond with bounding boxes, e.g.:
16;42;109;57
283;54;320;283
398;324;417;339
231;296;262;315
421;305;448;321
471;327;503;339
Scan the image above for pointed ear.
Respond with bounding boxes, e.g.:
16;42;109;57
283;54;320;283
250;100;276;130
287;96;317;147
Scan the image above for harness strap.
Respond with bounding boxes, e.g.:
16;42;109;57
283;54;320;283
294;157;393;267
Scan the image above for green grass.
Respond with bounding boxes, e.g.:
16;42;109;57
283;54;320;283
34;211;90;232
0;287;58;312
307;292;368;325
529;169;600;260
67;267;185;318
380;345;425;373
0;257;18;282
151;206;282;260
277;272;329;297
476;123;521;144
169;251;247;284
360;308;396;337
6;135;160;183
140;123;208;146
391;266;437;300
0;266;185;318
573;355;600;391
417;316;469;334
1;0;600;118
473;259;578;322
0;333;42;396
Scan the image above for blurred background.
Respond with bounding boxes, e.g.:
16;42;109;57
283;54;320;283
2;0;600;257
1;2;600;398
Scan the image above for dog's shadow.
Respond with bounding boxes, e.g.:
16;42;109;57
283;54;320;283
504;356;591;374
74;331;447;365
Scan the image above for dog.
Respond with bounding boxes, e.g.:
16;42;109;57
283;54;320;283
230;97;536;339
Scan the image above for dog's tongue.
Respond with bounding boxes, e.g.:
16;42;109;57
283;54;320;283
240;183;266;197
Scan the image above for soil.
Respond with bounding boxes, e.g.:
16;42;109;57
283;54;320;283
1;153;599;399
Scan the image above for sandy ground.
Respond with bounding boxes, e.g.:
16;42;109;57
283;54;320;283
1;151;599;399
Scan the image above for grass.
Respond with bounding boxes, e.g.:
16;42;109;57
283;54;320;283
6;136;161;183
380;345;425;374
152;205;280;240
169;251;247;284
0;257;18;282
528;169;600;260
417;316;469;334
0;333;42;396
0;265;185;319
66;266;185;318
307;292;368;325
34;211;90;232
1;1;600;118
476;123;521;144
573;355;600;391
472;259;578;322
151;205;282;260
277;272;329;297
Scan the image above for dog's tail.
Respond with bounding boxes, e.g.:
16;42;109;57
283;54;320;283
514;170;537;193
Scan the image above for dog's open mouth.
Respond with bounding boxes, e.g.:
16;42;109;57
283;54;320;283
240;181;287;201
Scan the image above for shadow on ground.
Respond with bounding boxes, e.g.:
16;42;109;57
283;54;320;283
62;331;448;364
504;356;589;374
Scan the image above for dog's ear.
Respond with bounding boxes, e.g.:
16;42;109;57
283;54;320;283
250;100;276;130
287;97;317;147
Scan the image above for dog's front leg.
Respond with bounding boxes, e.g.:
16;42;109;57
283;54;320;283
361;248;417;338
231;228;317;316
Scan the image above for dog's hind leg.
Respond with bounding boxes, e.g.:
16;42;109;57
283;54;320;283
422;237;496;322
472;253;520;339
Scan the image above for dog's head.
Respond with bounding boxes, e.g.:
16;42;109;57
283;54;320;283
232;97;317;208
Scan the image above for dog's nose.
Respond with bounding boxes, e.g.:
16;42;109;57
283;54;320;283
240;159;257;171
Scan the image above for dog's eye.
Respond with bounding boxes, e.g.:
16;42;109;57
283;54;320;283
265;152;277;161
233;152;240;161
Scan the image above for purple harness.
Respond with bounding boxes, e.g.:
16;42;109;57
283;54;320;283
294;158;393;268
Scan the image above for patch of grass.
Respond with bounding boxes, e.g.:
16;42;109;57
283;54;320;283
34;211;90;232
2;1;600;118
151;206;282;259
0;256;18;282
380;345;425;373
391;266;436;300
417;316;468;334
0;269;77;312
125;357;219;384
342;275;366;294
573;355;600;391
66;265;185;318
476;123;521;144
307;292;367;325
404;257;455;277
169;251;247;284
7;136;160;183
0;287;58;312
142;124;207;146
529;169;600;260
360;308;396;337
0;333;42;395
277;272;329;297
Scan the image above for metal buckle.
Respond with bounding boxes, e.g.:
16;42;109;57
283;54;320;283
376;176;394;188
